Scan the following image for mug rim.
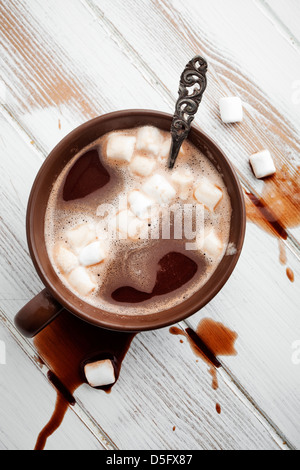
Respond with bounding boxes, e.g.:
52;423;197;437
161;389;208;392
26;109;246;332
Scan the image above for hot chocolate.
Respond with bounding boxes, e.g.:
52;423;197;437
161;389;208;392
44;126;232;315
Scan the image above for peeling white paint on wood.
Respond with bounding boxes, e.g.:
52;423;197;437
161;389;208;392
0;0;299;450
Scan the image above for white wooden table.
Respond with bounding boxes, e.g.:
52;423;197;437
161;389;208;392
0;0;299;450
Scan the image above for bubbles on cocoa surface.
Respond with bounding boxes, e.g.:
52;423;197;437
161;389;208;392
44;127;232;315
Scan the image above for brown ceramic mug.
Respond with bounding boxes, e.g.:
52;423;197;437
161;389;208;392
14;110;246;337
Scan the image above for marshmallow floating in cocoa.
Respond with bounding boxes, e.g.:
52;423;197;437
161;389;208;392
194;178;223;211
106;133;136;163
128;190;154;220
142;173;176;205
84;359;116;388
54;245;78;274
114;209;148;240
197;229;223;258
219;97;243;124
68;267;97;296
66;224;97;253
79;240;106;267
171;169;194;200
129;155;156;177
136;126;163;156
249;150;276;179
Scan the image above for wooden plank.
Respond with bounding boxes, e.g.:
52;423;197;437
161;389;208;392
0;0;165;154
1;0;299;449
1;0;300;251
186;221;300;448
0;106;282;449
255;0;300;47
0;317;102;450
89;0;300;245
74;327;281;450
75;2;300;445
1;0;299;240
1;301;282;450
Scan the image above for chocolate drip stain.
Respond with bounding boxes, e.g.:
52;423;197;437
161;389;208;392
286;267;295;283
35;393;70;451
170;319;238;392
33;310;135;450
63;149;110;201
278;240;287;266
245;191;287;240
47;371;76;406
245;166;300;282
185;328;221;369
246;165;300;234
112;252;198;303
169;326;185;336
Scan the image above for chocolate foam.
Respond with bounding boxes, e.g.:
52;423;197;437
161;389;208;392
44;127;232;315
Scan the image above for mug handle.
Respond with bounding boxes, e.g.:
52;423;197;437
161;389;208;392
14;289;64;338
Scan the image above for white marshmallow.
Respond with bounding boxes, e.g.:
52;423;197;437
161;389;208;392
129;155;156;177
194;178;223;211
219;97;243;123
128;190;154;220
79;241;106;267
68;267;97;296
197;229;223;258
142;173;176;205
54;245;78;274
159;136;185;162
106;133;136;163
66;224;96;253
114;209;148;240
136;126;163;156
171;169;194;200
84;359;115;388
249;150;276;179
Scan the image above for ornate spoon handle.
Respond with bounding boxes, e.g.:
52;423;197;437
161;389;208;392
168;56;208;169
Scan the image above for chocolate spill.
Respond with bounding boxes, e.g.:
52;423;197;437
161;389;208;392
245;191;287;240
185;327;222;369
35;393;70;451
278;240;287;266
47;371;76;406
261;165;300;230
33;310;135;450
169;326;185;336
196;319;238;359
277;239;295;284
170;319;238;392
286;267;295;283
208;366;219;392
245;165;300;280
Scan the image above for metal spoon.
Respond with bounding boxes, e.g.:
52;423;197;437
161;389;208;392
168;56;208;169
